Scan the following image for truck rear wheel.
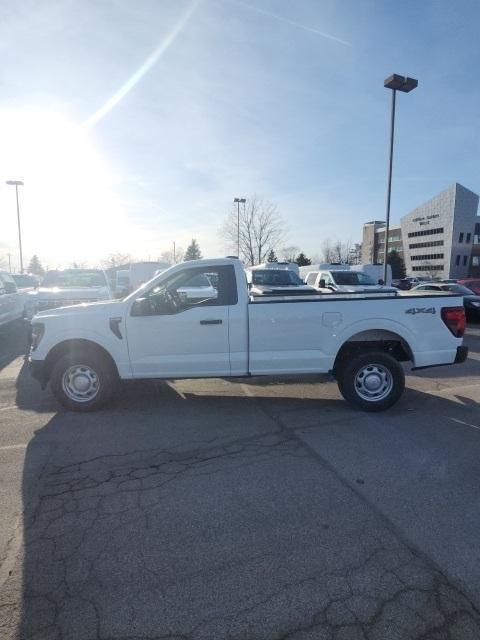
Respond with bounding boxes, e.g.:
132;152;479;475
50;350;116;411
336;351;405;412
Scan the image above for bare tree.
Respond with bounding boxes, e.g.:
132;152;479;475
321;238;335;263
321;238;351;264
101;253;132;269
280;245;299;263
159;247;184;265
220;196;284;265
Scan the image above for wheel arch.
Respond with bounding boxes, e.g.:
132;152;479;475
333;329;413;374
44;338;119;383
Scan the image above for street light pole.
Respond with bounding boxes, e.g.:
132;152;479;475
6;180;25;273
383;88;396;284
383;74;418;284
233;197;246;258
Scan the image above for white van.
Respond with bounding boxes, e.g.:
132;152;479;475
249;262;300;275
0;271;24;328
304;269;397;295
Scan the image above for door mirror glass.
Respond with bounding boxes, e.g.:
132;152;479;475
131;297;152;316
319;279;326;289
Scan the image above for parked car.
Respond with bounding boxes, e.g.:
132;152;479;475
12;273;40;291
29;258;468;412
392;279;412;291
115;269;131;297
0;271;24;328
246;268;316;296
304;270;397;295
25;268;113;319
411;283;480;320
457;278;480;295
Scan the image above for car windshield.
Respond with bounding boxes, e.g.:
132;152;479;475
12;275;36;287
42;270;107;288
252;270;302;285
332;272;376;286
441;284;475;295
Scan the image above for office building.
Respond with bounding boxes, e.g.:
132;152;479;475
361;183;480;278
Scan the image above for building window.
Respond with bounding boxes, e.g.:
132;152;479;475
408;240;444;249
410;253;444;261
456;255;460;266
466;233;471;243
459;232;464;243
411;265;443;271
473;257;480;267
407;227;444;238
463;255;468;266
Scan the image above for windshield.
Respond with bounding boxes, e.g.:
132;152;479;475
12;274;37;287
252;270;303;286
441;284;475;295
332;272;376;286
42;270;107;288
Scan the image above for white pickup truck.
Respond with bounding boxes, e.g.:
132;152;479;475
29;258;468;412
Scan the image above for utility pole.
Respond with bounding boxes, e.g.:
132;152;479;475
233;197;246;258
6;180;25;273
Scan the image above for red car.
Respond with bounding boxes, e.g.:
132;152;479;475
458;279;480;295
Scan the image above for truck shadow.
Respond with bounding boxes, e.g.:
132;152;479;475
13;384;480;639
0;321;29;372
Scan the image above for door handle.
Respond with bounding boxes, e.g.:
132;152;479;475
200;319;222;325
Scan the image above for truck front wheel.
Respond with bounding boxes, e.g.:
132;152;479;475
336;351;405;412
50;350;116;411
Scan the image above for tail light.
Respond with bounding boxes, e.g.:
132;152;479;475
441;306;465;338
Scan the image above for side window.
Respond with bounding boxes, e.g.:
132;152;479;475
0;276;6;295
306;273;317;285
322;273;333;286
133;266;237;316
0;273;17;294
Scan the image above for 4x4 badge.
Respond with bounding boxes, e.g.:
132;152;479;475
405;307;436;315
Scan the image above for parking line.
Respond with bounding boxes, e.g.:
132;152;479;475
0;443;27;451
449;417;480;431
0;405;18;412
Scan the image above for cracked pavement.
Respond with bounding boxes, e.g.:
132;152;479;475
1;323;480;639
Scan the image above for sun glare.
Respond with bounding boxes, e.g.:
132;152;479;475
0;109;133;268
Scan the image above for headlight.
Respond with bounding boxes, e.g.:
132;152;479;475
30;323;45;351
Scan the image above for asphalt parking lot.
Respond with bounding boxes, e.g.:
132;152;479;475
1;322;480;639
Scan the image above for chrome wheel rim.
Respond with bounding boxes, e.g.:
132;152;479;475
354;363;393;402
61;365;100;403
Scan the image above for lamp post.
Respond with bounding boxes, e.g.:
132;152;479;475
233;197;246;258
6;180;25;273
383;74;418;284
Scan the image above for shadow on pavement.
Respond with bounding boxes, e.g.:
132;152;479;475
0;321;29;372
9;380;480;639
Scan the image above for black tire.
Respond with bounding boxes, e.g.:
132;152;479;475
336;351;405;412
50;349;116;411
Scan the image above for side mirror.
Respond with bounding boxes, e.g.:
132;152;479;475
131;297;152;316
319;279;326;289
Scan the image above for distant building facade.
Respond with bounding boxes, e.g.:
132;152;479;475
361;183;480;278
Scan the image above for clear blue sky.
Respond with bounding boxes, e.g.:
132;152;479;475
1;0;479;268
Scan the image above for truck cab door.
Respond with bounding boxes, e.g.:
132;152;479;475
125;265;238;378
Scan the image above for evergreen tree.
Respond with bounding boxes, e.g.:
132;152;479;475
387;249;406;279
266;249;278;263
184;239;202;261
27;255;45;276
295;252;311;266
